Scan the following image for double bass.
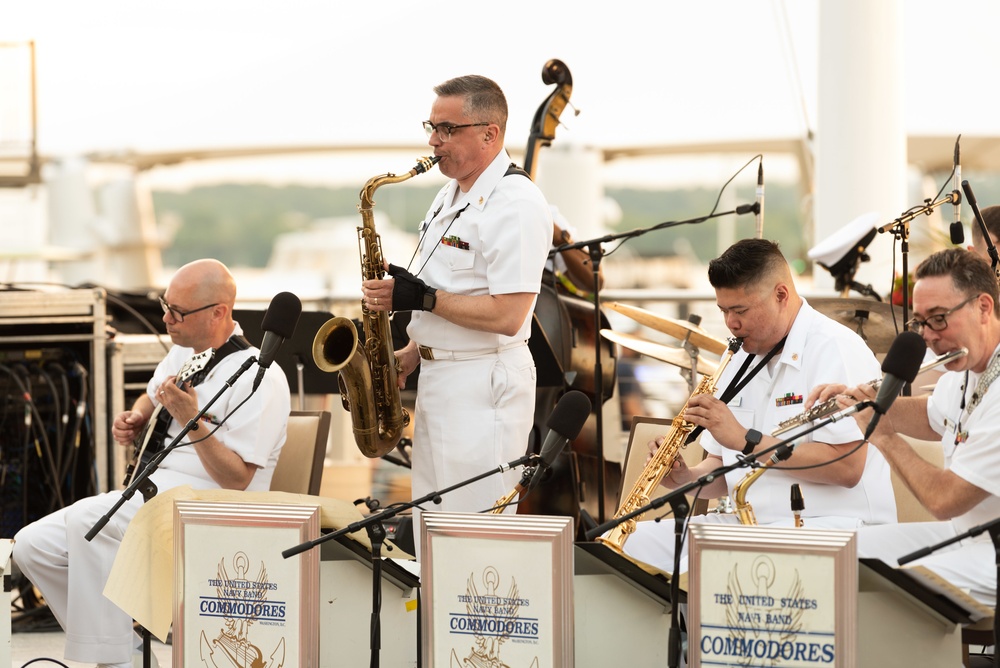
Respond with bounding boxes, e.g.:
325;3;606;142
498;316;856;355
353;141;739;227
518;60;618;536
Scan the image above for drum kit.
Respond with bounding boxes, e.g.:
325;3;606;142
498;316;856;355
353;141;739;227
600;296;898;390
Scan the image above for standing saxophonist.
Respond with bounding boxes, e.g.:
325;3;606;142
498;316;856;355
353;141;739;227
363;75;552;529
622;239;897;573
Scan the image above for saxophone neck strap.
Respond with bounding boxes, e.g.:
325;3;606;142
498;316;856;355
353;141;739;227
719;335;788;405
686;336;786;445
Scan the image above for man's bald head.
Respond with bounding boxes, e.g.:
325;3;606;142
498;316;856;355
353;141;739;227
171;259;237;309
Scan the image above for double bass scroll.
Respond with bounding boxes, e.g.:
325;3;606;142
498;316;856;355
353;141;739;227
523;59;574;179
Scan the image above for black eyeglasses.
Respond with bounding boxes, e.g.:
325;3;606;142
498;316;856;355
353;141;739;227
422;120;489;141
905;295;978;333
159;296;218;323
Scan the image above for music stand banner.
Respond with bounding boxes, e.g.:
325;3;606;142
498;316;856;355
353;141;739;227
421;512;574;668
688;525;857;668
173;501;321;668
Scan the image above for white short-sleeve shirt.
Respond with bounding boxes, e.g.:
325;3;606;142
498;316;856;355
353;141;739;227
701;300;896;525
407;151;552;352
145;323;291;491
926;344;1000;535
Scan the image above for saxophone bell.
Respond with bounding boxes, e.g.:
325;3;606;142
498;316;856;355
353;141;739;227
311;157;438;459
312;316;359;373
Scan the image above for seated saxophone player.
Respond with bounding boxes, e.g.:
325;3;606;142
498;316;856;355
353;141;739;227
809;248;1000;608
619;238;897;574
361;74;552;528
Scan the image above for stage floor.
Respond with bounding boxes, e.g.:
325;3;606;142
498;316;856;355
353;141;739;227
11;628;172;667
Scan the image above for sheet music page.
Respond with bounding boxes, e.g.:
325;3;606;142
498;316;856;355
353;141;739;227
902;564;994;621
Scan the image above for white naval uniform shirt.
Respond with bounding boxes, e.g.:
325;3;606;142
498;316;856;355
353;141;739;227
926;342;1000;536
406;150;552;351
145;322;291;491
701;300;897;525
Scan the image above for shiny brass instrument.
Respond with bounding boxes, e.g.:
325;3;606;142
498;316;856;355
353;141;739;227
596;337;743;553
312;156;440;458
771;347;968;437
731;346;968;525
732;445;794;525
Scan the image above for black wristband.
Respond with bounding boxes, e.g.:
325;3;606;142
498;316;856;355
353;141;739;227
388;264;433;312
742;429;762;455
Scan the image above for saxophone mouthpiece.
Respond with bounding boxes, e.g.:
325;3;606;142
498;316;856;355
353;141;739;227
791;483;805;527
414;155;441;175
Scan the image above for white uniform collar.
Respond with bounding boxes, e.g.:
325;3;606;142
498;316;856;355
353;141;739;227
438;150;512;215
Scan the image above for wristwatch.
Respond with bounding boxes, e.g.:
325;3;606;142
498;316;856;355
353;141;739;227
422;286;438;312
742;428;762;455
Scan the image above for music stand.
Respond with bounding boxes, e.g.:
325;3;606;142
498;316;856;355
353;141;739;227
234;309;342;405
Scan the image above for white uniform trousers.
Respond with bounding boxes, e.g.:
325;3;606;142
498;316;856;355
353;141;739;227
858;521;997;607
13;489;144;664
411;345;535;555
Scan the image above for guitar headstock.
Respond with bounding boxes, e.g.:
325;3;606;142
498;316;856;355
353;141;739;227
177;348;215;386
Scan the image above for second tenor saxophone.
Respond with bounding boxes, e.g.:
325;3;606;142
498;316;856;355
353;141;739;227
596;337;743;553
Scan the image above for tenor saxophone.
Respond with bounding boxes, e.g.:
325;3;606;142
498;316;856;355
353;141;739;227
312;156;440;458
596;337;743;553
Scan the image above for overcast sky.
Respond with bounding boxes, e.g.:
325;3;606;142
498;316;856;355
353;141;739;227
4;0;1000;189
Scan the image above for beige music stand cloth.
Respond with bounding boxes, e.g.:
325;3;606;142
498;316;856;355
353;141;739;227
103;486;413;641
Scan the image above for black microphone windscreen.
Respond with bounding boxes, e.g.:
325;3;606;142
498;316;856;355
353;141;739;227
881;331;927;383
546;390;592;440
261;292;302;339
950;222;965;245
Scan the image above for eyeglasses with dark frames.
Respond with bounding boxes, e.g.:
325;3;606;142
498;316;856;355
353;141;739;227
422;120;489;141
159;295;219;323
905;294;978;333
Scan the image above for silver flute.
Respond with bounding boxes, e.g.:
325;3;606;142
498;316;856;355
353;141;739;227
772;347;968;436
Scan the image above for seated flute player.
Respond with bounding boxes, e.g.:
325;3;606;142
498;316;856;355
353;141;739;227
611;238;897;574
809;247;1000;608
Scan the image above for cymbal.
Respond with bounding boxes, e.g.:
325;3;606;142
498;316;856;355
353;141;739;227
604;302;728;355
601;329;718;375
808;298;898;353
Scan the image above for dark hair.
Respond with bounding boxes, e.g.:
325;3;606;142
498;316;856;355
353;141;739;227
914;247;1000;315
969;205;1000;247
708;238;788;290
433;75;507;132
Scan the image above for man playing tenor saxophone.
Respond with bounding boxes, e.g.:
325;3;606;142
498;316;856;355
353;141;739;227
362;74;552;526
622;239;897;573
810;248;1000;608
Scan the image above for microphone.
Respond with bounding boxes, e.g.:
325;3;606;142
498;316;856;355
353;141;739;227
253;291;302;391
487;391;591;514
950;135;964;245
755;158;765;239
864;331;926;439
527;390;592;491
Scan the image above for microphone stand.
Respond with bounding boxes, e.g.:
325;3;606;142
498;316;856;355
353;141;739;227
898;516;1000;668
282;452;541;668
583;400;872;668
878;193;957;396
963;179;1000;273
85;355;257;668
551;204;758;524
